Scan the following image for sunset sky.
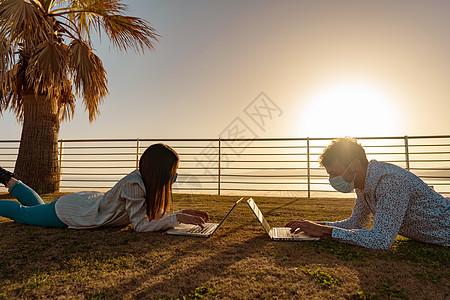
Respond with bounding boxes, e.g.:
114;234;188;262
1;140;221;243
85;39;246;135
1;0;449;140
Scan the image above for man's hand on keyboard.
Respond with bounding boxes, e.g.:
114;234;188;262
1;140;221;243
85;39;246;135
176;213;206;228
182;209;210;222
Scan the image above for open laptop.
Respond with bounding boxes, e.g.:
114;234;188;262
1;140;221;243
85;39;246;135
247;198;320;241
166;197;243;238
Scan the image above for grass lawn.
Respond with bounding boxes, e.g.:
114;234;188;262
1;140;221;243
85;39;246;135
0;192;449;299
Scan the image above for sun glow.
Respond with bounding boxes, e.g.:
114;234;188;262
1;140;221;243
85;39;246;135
298;80;401;137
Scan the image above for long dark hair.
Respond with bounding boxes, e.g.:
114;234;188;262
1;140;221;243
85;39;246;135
139;143;179;220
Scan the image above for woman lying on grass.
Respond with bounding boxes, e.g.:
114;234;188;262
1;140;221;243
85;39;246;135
0;143;208;231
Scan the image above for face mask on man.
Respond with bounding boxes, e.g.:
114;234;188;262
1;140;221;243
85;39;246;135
329;163;356;193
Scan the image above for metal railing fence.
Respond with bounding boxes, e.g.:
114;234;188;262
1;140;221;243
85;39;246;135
1;135;449;197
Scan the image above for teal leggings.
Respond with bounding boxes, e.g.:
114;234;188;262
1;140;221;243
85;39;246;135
0;181;67;228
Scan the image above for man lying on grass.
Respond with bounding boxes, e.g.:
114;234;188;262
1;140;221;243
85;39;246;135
286;137;449;250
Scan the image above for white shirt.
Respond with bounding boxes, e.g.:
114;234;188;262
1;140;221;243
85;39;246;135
325;160;450;250
55;170;179;232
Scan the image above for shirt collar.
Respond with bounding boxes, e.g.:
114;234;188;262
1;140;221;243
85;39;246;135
363;159;378;195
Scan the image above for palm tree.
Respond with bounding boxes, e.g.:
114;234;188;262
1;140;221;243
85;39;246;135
0;0;159;193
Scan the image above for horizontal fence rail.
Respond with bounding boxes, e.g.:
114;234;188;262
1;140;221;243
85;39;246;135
1;135;450;197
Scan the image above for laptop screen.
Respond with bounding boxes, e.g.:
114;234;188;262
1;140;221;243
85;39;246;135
214;197;244;229
247;198;271;234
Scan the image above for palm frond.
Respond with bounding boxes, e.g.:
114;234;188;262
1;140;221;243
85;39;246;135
0;0;52;47
26;40;69;99
64;0;127;18
58;77;75;121
37;0;58;13
54;0;159;53
1;65;24;120
0;61;19;115
29;0;46;13
69;39;108;122
0;34;13;70
102;15;159;53
1;0;158;123
0;35;14;93
0;64;8;113
60;0;127;41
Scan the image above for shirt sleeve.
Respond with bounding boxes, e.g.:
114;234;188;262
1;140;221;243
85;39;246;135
331;174;410;250
324;195;372;229
121;181;179;232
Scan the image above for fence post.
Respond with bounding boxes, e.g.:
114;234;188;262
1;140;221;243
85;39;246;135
404;135;410;171
307;137;311;199
136;138;140;169
218;138;221;195
59;139;64;188
59;139;64;170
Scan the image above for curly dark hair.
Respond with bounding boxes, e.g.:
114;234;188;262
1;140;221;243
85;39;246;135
318;137;368;168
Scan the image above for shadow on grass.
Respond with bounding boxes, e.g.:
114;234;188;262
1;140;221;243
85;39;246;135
264;197;303;215
389;238;450;267
269;236;450;299
0;200;269;298
1;193;448;299
99;234;268;299
0;220;198;297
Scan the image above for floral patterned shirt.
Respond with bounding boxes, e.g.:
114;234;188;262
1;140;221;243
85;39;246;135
325;160;450;250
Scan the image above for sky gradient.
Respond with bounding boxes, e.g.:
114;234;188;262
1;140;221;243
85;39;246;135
1;0;449;140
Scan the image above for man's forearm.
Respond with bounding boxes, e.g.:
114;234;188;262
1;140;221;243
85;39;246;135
317;222;334;236
320;225;333;237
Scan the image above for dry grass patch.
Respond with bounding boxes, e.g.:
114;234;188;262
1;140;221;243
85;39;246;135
0;192;449;299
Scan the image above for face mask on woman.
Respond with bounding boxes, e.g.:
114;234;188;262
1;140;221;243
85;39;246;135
329;164;356;193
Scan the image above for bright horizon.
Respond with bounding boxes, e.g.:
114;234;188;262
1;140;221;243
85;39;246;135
1;0;449;140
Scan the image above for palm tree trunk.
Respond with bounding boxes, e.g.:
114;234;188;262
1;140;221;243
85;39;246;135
14;93;60;194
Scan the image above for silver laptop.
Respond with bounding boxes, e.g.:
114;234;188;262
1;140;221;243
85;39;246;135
166;197;243;238
247;198;320;241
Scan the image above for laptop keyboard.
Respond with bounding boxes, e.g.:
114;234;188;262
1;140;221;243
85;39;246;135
274;227;293;237
186;223;215;234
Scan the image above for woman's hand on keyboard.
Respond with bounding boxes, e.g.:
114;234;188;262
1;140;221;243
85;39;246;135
182;209;210;222
176;213;206;228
